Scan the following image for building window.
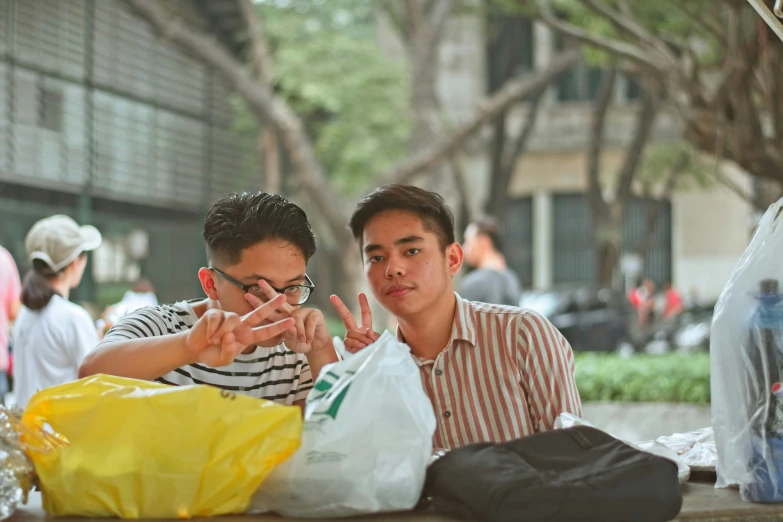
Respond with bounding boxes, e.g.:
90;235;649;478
39;87;63;132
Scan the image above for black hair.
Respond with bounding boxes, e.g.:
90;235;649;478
471;215;504;255
203;192;317;266
349;184;455;250
21;260;62;311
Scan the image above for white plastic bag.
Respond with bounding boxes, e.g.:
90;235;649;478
712;198;783;501
250;331;436;518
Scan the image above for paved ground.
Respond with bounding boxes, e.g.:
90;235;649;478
582;401;712;442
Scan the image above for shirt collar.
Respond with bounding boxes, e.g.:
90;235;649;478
395;292;478;347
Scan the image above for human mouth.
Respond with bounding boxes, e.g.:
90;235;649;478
386;285;412;298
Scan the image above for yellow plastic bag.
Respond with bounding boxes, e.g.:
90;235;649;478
21;375;302;519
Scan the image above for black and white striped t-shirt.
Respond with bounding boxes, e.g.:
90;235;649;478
99;300;313;404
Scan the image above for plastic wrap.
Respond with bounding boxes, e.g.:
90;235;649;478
0;407;36;520
651;428;716;470
712;198;783;501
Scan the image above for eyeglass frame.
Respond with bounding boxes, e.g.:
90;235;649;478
208;267;315;305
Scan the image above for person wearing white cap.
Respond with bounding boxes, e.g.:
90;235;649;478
12;215;102;409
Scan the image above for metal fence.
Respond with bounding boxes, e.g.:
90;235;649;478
552;193;672;287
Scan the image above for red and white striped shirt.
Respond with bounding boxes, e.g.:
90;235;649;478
399;294;582;450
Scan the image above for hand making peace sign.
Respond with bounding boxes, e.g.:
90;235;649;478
329;292;381;354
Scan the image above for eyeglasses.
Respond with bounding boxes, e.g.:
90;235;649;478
209;267;315;305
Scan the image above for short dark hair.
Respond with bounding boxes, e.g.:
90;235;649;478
203;192;316;266
349;184;455;250
470;215;504;254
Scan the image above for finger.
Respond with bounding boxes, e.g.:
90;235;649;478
359;292;372;329
366;328;381;342
344;339;367;353
241;293;287;325
205;311;226;344
245;293;286;322
293;312;307;344
259;280;295;314
346;329;375;346
219;332;239;365
250;317;295;344
211;314;240;344
304;312;319;345
330;295;358;330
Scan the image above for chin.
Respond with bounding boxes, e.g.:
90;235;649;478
380;296;424;318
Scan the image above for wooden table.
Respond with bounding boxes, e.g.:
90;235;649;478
8;481;783;522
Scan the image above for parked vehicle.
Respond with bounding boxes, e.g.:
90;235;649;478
519;287;636;354
519;288;714;355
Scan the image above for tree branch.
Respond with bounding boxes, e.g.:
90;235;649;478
616;84;660;207
368;49;581;190
238;0;274;83
580;0;670;59
380;3;410;47
427;0;453;52
587;68;617;210
124;0;351;237
491;87;547;218
673;1;728;48
534;0;663;71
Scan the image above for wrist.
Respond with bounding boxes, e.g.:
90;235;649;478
175;331;197;366
306;339;337;361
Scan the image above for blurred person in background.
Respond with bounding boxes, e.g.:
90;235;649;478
662;282;684;319
99;278;159;337
460;215;522;306
12;215;102;409
0;245;21;402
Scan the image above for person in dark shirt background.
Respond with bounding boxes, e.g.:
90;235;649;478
460;215;522;306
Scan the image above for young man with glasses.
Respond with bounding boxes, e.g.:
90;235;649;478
80;193;337;407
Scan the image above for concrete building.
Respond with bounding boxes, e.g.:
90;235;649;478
396;12;753;303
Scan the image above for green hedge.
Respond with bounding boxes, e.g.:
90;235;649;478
574;353;711;404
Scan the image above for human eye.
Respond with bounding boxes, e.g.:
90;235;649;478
368;255;384;263
406;248;421;256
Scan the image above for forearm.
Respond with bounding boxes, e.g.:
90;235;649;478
79;332;194;381
304;341;338;381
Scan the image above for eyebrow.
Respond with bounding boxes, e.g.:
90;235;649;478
363;235;425;254
244;274;306;285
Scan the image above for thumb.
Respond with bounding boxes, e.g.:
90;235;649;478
366;328;380;341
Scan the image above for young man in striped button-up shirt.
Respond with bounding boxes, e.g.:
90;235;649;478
330;184;582;450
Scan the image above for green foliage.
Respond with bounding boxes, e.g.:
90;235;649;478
574;352;711;404
240;0;410;194
525;0;723;66
638;144;716;192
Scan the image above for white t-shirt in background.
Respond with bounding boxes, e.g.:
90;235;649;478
13;294;99;409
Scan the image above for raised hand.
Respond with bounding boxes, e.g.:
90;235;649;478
185;294;293;367
329;292;380;354
246;281;332;354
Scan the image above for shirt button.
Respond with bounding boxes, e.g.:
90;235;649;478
444;411;451;418
435;369;443;376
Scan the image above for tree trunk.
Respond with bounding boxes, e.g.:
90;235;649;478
261;128;280;194
449;154;472;240
636;151;688;260
486;87;547;221
595;213;623;289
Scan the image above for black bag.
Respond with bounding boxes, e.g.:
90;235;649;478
423;426;682;522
